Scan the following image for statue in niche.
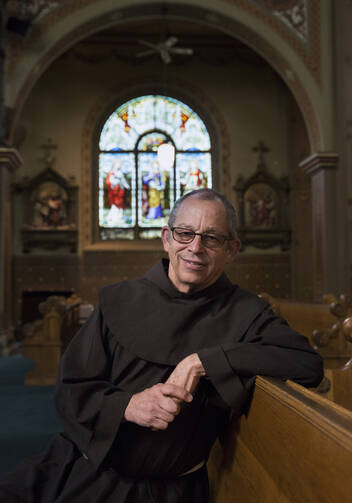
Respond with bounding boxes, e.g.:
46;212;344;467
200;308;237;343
244;183;278;229
19;139;78;252
233;140;290;251
32;181;68;228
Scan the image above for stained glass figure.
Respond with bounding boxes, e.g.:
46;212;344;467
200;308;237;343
98;95;212;240
177;153;211;198
99;153;134;228
138;153;171;227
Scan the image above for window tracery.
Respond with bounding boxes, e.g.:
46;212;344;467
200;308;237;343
98;94;212;240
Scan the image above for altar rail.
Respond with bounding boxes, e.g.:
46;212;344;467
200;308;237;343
208;376;352;503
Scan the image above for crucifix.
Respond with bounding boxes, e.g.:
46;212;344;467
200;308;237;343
40;138;57;168
252;140;270;170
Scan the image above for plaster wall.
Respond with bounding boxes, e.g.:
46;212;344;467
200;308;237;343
6;0;341;330
14;49;294;255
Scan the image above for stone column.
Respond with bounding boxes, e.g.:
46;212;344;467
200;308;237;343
0;148;22;336
334;1;352;293
0;2;6;144
300;152;338;301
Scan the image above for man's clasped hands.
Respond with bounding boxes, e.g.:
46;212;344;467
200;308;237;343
124;353;206;430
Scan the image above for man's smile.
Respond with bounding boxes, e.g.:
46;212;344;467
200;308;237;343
180;257;206;269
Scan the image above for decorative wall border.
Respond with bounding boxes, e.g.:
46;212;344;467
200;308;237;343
224;0;321;83
8;2;322;153
7;0;321;84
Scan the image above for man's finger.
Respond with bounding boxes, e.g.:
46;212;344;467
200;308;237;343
151;418;169;431
158;383;193;402
152;408;176;424
159;395;181;415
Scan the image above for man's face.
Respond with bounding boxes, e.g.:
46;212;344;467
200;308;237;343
162;197;241;293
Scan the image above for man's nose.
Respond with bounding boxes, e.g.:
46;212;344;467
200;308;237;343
188;234;204;253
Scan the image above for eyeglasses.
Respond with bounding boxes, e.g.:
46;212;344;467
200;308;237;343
170;227;232;249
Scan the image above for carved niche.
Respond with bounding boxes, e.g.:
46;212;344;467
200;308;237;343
19;140;78;252
233;141;291;251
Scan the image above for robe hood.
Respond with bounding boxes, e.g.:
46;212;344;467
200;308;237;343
99;259;267;365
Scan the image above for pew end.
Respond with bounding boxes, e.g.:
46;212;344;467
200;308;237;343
21;294;93;385
259;293;352;411
208;376;352;502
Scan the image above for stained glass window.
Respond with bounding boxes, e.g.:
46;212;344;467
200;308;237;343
98;95;212;240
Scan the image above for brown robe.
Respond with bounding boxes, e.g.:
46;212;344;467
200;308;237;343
0;259;323;502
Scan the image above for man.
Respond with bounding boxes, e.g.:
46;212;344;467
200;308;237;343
0;188;323;502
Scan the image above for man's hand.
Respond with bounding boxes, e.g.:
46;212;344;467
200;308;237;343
124;383;193;430
166;353;206;396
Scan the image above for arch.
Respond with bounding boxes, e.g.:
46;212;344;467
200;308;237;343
96;93;212;241
7;1;323;151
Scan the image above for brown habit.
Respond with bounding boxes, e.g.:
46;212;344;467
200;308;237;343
0;259;323;502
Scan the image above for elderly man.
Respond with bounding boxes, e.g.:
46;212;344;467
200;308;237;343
0;188;323;502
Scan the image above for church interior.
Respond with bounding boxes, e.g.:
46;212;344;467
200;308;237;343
0;0;352;500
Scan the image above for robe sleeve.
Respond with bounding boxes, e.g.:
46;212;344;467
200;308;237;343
55;306;132;469
197;305;324;409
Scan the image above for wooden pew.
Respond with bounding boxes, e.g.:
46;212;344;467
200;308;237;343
325;316;352;410
208;376;352;503
258;293;350;362
259;293;352;410
21;294;90;385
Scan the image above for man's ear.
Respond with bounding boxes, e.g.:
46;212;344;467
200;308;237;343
161;226;171;252
226;238;241;264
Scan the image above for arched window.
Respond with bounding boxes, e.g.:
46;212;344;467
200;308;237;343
98;94;212;240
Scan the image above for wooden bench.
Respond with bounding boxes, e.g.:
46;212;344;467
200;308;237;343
208;376;352;503
259;293;351;361
259;293;352;410
21;294;92;385
19;293;352;501
22;290;352;388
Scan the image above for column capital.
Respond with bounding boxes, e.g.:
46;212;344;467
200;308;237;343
0;147;23;172
299;152;339;176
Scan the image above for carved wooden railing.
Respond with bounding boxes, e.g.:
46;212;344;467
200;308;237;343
259;292;352;410
311;294;352;349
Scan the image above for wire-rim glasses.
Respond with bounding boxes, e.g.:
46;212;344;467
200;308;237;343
170;226;232;249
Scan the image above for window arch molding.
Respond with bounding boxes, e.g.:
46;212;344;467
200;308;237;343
92;87;221;243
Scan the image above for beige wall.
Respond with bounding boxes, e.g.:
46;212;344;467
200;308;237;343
14;47;297;251
6;0;347;330
10;38;309;327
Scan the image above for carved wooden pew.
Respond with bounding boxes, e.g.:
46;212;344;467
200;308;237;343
22;290;352;392
21;294;93;385
259;293;352;410
324;316;352;410
208;376;352;503
258;293;350;360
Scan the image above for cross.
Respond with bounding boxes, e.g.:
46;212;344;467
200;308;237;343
252;140;270;170
40;138;57;168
